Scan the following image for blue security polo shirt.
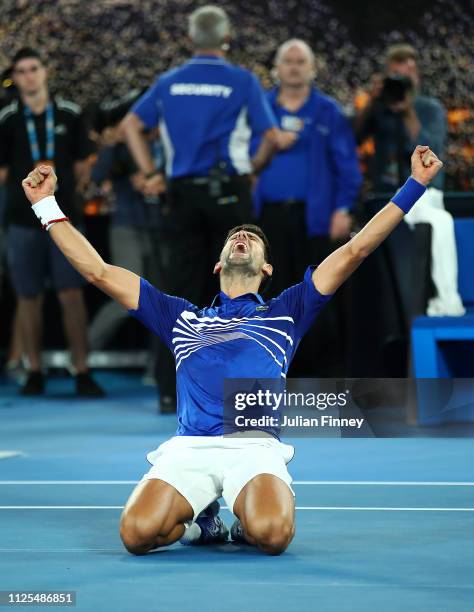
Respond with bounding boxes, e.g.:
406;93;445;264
131;55;276;178
253;87;362;236
258;97;314;203
129;268;332;436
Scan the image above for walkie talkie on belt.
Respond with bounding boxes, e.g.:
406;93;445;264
208;161;229;198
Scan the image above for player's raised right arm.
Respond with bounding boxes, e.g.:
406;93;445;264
22;165;140;310
312;145;443;295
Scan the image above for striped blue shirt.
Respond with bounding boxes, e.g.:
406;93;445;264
129;267;332;436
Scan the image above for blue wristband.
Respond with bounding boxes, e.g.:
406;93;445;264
391;177;426;214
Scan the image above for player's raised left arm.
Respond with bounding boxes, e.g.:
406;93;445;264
312;145;443;295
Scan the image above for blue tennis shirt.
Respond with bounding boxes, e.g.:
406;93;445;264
131;55;276;178
129;267;332;436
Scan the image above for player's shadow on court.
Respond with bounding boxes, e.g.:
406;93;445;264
118;542;276;562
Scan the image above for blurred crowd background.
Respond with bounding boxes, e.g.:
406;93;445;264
0;0;472;190
0;0;473;398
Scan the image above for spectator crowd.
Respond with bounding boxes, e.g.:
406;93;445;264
0;0;472;190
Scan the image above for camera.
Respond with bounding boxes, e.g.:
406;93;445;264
381;74;413;105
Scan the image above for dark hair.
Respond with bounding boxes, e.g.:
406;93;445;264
12;48;43;69
225;224;272;293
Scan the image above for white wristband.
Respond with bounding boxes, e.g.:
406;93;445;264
31;196;69;231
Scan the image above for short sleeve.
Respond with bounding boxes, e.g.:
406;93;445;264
246;73;277;135
131;80;162;129
277;266;333;339
128;278;196;351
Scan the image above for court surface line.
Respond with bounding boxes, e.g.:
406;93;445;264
1;506;474;511
0;481;474;486
0;548;123;552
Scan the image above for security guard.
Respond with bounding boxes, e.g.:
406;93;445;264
122;5;293;412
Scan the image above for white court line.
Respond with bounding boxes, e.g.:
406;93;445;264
0;480;474;486
1;506;474;511
0;549;122;552
0;481;137;485
0;451;25;460
294;481;474;486
0;506;124;509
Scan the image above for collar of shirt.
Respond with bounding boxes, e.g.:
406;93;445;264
189;54;227;63
19;96;53;116
274;90;312;115
211;291;266;307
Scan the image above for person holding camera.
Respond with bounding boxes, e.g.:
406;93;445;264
355;44;445;192
355;44;464;317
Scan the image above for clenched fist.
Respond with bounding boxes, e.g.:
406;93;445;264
410;145;443;186
22;165;58;205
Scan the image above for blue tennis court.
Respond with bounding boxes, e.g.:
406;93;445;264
1;372;473;611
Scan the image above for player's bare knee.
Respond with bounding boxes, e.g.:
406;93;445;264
247;516;294;555
119;513;160;555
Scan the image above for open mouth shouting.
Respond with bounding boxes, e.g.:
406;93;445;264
231;240;249;257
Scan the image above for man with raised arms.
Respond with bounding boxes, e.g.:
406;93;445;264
21;145;442;555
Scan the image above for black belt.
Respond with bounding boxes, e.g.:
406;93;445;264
263;199;306;207
170;174;249;187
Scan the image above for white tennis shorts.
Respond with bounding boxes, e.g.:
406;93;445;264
140;435;295;520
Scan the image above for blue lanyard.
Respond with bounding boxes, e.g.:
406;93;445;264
24;103;55;162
